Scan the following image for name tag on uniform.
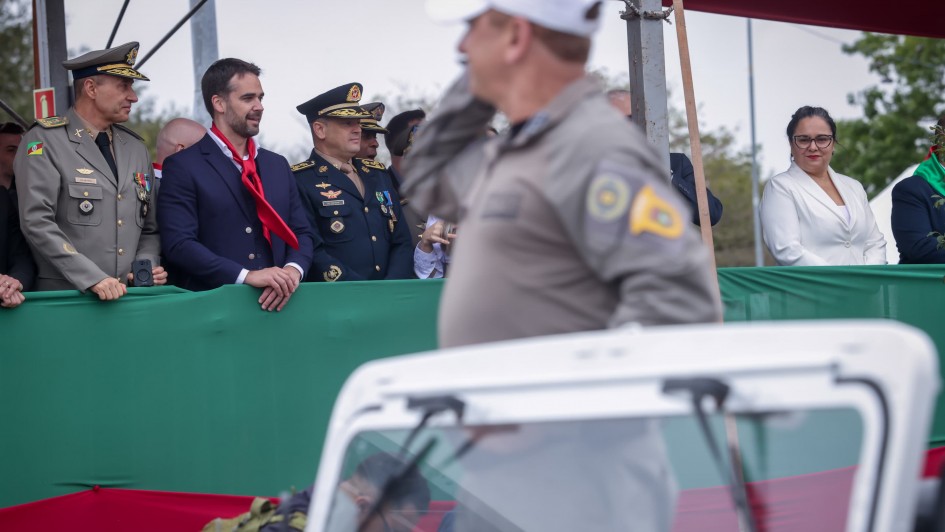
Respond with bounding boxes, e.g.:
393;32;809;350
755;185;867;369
75;177;97;184
322;200;345;207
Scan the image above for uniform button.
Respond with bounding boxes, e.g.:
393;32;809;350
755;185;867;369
363;207;369;213
118;248;125;255
117;194;123;200
245;227;252;234
375;265;381;272
117;219;123;227
333;210;339;215
371;235;377;242
83;191;89;197
248;253;256;260
844;241;851;248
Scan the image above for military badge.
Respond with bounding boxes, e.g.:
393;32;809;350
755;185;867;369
133;172;151;202
75;177;97;184
321;189;342;199
126;47;138;65
323;265;342;282
74;128;84;138
26;141;44;156
319;166;329;173
629;185;683;239
315;182;331;189
79;199;94;214
322;200;345;207
587;174;631;222
380;204;388;215
62;242;77;254
77;168;94;175
375;191;385;203
330;219;345;234
346;84;361;102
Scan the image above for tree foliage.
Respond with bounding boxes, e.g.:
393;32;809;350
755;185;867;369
0;0;35;124
831;34;945;196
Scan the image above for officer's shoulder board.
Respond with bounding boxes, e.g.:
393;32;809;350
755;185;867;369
355;158;386;171
32;116;68;129
291;160;316;173
113;123;144;141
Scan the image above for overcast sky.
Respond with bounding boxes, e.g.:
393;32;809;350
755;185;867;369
63;0;879;177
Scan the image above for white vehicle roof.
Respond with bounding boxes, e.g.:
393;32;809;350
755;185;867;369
309;320;939;532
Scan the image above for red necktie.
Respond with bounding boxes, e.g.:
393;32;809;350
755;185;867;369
210;125;299;250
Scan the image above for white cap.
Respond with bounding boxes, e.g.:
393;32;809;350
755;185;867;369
426;0;603;38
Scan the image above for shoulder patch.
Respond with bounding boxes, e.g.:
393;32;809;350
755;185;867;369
291;160;316;173
356;158;386;170
114;123;144;141
35;116;68;129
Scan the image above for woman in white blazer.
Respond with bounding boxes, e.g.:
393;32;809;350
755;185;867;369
761;106;886;266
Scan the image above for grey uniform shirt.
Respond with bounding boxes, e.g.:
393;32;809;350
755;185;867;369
14;107;159;291
404;75;721;348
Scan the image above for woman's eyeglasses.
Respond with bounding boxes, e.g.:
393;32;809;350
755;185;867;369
793;135;834;149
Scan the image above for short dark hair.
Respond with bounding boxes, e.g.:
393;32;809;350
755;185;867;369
0;122;24;135
786;106;837;140
201;58;261;116
354;452;431;514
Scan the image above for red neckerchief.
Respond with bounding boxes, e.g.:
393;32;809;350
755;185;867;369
927;145;938;161
209;124;299;250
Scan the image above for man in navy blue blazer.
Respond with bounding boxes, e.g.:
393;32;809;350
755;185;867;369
158;58;315;311
608;90;723;226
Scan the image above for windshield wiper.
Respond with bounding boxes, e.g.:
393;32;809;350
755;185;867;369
357;395;465;532
663;377;759;532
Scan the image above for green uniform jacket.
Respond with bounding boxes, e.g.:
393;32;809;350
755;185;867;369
13;108;159;291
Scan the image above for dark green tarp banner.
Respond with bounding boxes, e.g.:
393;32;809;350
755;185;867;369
1;266;944;508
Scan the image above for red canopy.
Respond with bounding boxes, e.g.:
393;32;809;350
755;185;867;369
667;0;945;39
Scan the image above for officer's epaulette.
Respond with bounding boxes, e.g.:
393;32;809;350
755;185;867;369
32;116;68;129
291;160;316;173
114;123;144;141
355;158;386;171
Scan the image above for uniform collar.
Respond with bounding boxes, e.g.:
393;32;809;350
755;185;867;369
313;148;352;171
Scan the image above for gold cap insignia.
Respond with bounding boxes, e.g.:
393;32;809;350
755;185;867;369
346;85;361;102
126;47;138;65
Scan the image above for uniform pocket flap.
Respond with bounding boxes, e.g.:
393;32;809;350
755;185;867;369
68;184;104;200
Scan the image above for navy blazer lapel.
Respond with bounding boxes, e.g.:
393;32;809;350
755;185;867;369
199;134;255;222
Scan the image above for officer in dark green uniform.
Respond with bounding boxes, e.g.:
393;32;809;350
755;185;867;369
292;83;414;281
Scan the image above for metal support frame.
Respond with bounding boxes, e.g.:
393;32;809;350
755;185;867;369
189;0;218;125
32;0;69;115
622;0;672;172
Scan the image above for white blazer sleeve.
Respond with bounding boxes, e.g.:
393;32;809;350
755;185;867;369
760;176;830;266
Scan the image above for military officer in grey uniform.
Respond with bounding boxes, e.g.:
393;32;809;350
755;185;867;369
14;41;165;300
407;3;722;530
292;83;413;281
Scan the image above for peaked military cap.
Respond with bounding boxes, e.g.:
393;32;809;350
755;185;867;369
384;109;425;152
63;41;149;81
360;102;389;134
296;83;373;124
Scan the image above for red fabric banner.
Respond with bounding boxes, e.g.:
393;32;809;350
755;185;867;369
0;448;940;531
665;0;945;40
